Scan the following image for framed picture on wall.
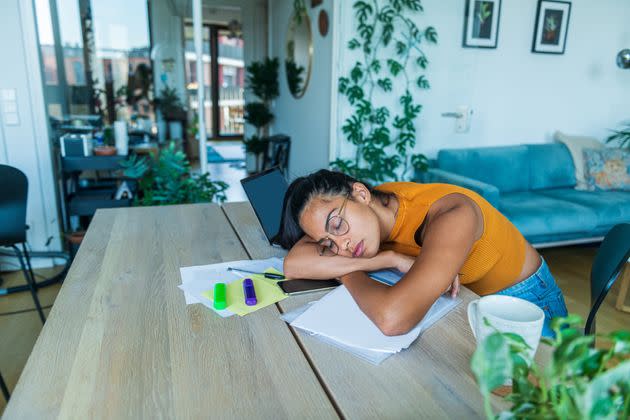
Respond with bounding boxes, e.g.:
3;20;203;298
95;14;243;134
532;0;571;54
462;0;502;49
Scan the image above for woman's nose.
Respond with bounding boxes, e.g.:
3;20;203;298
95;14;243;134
342;237;352;254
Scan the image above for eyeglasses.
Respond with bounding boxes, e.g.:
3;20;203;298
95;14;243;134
318;192;351;256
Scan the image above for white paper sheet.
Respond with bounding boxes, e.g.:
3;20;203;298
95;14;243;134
290;286;460;353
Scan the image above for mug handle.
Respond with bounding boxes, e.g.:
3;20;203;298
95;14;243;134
467;299;479;339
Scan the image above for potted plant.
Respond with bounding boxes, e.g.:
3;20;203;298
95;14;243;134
471;315;630;419
243;57;279;173
120;142;228;205
154;86;187;141
243;135;269;172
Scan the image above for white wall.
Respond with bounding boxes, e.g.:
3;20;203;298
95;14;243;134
0;0;62;259
270;0;334;177
326;0;630;163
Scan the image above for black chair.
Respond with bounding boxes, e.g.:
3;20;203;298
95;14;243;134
262;135;291;175
585;223;630;335
1;371;9;401
0;165;46;324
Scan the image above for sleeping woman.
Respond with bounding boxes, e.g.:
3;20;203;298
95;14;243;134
275;169;568;337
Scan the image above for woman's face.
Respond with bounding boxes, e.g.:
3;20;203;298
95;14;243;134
298;184;382;258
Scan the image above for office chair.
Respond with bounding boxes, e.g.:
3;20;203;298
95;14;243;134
585;223;630;335
0;164;46;324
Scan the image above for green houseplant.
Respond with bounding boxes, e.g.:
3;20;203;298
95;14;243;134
471;315;630;419
155;86;187;143
121;142;228;206
154;86;187;121
243;57;280;173
332;0;434;183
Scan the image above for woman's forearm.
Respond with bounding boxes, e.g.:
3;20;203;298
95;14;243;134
283;241;395;279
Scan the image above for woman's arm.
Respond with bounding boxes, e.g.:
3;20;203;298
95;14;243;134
283;236;402;279
340;196;480;336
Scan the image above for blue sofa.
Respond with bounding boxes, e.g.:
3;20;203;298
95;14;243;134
417;143;630;247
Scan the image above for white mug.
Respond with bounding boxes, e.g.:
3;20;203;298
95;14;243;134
468;295;544;361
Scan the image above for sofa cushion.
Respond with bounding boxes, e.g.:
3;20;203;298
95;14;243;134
438;145;530;193
527;144;576;190
554;131;604;190
499;192;598;238
538;188;630;228
583;148;630;191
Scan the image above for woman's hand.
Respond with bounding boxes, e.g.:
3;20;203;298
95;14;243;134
390;251;416;274
444;275;461;298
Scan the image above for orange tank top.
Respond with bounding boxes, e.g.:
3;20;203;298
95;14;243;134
375;182;527;295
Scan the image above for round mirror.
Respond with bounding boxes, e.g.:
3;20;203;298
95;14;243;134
285;8;312;98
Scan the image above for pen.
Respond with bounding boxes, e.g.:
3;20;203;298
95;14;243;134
243;278;257;306
227;267;285;280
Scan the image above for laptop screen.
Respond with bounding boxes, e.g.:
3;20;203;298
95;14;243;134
240;168;288;244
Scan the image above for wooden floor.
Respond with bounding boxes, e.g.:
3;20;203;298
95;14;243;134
1;245;629;414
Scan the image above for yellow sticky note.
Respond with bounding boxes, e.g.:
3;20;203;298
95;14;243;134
202;268;287;316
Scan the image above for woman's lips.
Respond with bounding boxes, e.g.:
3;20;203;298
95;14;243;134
353;240;365;258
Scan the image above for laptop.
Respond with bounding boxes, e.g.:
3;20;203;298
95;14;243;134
240;167;341;294
240;167;288;245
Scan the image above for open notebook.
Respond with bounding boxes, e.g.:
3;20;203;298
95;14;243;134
284;271;460;365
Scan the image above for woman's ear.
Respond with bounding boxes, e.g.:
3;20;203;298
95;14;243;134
351;182;371;204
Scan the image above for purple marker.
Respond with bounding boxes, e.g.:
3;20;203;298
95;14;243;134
243;278;257;306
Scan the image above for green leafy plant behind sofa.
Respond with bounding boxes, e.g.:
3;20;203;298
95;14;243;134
332;0;435;182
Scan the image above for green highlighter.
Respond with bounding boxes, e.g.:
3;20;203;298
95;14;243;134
213;283;227;310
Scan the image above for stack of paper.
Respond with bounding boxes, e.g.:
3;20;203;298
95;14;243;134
178;257;286;317
286;272;460;364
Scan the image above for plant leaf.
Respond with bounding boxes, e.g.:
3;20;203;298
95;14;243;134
416;54;428;69
377;78;393;92
471;332;513;396
348;38;361;50
424;26;438;43
416;75;430;89
387;59;403;76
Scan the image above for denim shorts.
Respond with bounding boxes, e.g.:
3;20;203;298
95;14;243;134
495;257;568;337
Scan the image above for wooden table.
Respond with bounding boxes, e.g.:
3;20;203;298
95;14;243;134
4;205;336;419
5;202;539;419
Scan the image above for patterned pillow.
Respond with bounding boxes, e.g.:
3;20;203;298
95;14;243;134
583;148;630;191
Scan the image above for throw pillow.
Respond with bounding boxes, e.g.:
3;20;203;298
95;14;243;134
554;131;603;190
583;148;630;191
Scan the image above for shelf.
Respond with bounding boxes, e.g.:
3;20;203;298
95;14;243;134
61;155;126;172
67;190;132;216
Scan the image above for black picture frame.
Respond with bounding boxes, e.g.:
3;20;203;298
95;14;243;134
531;0;571;54
462;0;502;49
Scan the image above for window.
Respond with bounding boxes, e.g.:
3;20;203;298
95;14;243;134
184;23;244;139
34;0;153;123
91;0;153;123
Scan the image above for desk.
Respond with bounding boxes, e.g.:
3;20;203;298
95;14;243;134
6;202;538;419
4;205;335;419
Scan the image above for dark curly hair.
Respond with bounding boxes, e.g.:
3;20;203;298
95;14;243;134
273;169;392;249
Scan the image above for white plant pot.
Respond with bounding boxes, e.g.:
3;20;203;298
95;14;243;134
168;121;183;141
157;121;167;143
